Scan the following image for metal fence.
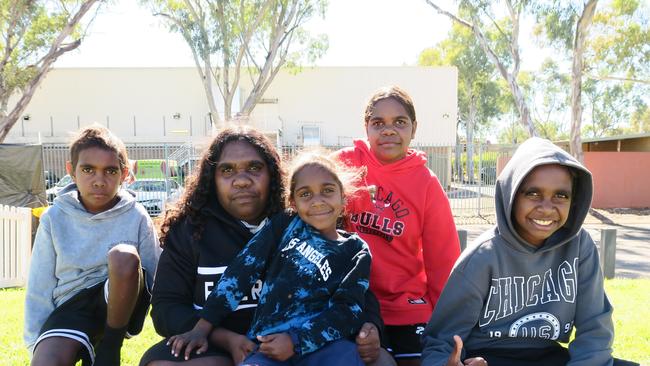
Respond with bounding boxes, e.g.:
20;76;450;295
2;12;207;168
42;142;513;224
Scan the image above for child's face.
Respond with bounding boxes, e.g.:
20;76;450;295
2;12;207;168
70;147;128;214
291;165;344;241
365;98;417;164
214;141;270;225
513;164;573;247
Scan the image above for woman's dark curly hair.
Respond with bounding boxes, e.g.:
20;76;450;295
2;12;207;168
159;126;285;247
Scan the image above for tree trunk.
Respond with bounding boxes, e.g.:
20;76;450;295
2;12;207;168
570;0;598;162
199;67;222;130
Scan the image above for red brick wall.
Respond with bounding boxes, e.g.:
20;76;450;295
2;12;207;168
585;152;650;208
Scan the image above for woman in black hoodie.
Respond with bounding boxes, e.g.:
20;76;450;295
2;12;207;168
140;126;391;366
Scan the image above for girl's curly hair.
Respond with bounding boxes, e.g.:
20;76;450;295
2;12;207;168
159;126;285;247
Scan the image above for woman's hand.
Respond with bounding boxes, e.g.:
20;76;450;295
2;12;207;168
167;318;213;361
168;330;209;361
446;335;487;366
356;322;381;363
256;333;295;361
225;332;256;364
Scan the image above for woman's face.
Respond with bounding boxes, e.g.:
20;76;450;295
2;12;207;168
214;140;271;224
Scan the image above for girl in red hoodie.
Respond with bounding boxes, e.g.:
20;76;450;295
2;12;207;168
335;86;460;366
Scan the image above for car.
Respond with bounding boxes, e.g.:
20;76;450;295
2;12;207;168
128;178;183;216
46;174;73;203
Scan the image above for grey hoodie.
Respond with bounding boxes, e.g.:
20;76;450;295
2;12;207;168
421;137;614;366
24;184;161;351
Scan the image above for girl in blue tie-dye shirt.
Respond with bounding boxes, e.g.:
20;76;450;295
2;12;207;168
168;151;371;366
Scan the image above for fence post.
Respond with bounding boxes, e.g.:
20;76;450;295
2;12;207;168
477;142;482;216
18;207;32;285
457;229;467;252
600;228;616;279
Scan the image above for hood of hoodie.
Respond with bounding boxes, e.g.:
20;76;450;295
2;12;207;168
495;137;593;253
54;183;137;220
352;139;427;173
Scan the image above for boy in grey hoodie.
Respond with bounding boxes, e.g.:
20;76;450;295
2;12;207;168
24;126;160;366
421;137;637;366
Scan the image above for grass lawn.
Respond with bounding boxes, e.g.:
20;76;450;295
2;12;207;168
1;279;649;365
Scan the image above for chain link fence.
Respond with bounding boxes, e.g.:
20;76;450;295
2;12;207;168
42;142;514;224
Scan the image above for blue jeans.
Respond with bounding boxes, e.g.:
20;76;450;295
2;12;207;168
241;339;363;366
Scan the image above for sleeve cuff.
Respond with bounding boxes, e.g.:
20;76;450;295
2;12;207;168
287;329;301;356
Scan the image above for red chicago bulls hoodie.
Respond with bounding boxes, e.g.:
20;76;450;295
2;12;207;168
335;139;460;325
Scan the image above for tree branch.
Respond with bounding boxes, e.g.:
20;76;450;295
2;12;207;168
0;0;101;142
585;74;650;85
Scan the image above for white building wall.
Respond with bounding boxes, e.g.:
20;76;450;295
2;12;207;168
6;66;457;146
246;66;458;146
7;67;211;144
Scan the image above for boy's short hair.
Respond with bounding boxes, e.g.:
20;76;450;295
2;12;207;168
70;125;128;171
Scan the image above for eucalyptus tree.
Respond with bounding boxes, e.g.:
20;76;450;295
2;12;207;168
425;0;538;137
528;59;570;141
0;0;103;142
534;0;650;159
419;21;502;183
534;0;598;161
144;0;328;127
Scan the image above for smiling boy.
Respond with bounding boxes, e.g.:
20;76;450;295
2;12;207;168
420;137;640;366
24;125;160;366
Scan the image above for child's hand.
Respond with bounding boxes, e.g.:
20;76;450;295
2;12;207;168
446;335;488;366
355;322;380;363
226;333;256;364
167;319;213;361
256;333;295;361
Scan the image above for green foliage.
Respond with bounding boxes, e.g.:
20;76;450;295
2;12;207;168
418;20;504;139
523;59;571;139
498;120;529;144
589;0;650;81
532;0;579;50
531;0;650;140
629;104;650;133
582;79;639;137
0;1;91;112
452;149;498;181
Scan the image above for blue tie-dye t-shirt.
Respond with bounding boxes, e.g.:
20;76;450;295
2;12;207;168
200;212;371;356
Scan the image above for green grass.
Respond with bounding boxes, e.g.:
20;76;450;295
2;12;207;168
1;280;649;365
606;279;650;364
0;287;161;366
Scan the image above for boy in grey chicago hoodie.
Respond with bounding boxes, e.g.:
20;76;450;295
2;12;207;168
421;137;636;366
24;126;160;366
